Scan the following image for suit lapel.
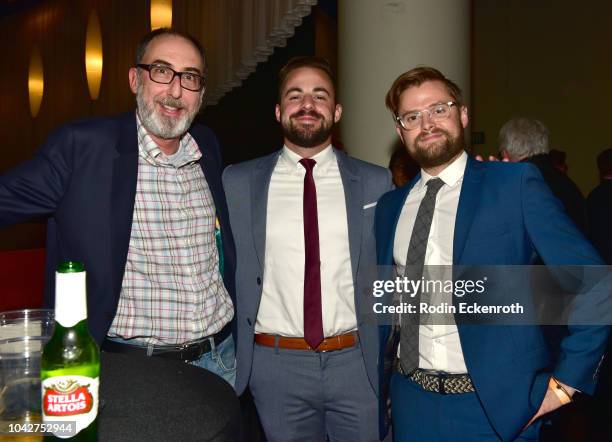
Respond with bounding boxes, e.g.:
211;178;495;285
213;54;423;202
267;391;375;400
111;113;139;298
251;151;281;271
336;150;363;286
453;157;485;264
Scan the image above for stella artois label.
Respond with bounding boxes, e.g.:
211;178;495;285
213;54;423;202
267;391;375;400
42;375;99;438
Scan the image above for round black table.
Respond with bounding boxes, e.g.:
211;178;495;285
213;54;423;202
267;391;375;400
99;352;240;441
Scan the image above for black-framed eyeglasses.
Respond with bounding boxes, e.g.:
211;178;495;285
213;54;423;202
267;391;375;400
137;63;206;92
395;101;457;130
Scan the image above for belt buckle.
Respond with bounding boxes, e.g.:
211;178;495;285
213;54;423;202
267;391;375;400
179;343;190;363
438;372;447;395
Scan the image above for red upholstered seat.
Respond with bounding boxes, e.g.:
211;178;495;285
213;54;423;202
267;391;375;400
0;248;45;312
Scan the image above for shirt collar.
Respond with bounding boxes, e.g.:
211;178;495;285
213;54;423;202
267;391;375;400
136;112;201;168
279;144;335;175
417;150;468;191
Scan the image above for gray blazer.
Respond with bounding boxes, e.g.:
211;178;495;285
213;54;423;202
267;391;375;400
222;148;393;395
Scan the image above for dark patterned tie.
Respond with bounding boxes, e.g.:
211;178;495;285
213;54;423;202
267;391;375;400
299;158;324;350
399;177;444;373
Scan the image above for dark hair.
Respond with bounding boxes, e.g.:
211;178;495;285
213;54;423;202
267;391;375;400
389;147;419;187
385;66;463;117
135;28;207;70
278;56;336;101
597;148;612;176
549;149;567;167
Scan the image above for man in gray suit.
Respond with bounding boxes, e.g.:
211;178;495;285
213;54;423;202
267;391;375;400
223;57;392;441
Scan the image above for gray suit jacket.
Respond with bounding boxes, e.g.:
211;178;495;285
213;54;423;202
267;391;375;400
223;147;393;395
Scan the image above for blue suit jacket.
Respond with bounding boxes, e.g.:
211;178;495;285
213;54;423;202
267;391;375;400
375;156;608;441
0;112;236;345
223;148;393;395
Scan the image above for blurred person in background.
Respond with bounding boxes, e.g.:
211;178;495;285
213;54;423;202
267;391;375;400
587;148;612;264
388;145;419;187
549;148;568;175
499;117;586;233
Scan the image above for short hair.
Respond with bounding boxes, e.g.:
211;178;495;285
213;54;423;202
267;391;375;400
278;56;336;101
498;117;549;160
385;66;463;117
135;28;207;70
596;148;612;176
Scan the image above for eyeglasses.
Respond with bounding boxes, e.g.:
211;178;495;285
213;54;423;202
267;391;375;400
137;63;206;92
395;101;457;130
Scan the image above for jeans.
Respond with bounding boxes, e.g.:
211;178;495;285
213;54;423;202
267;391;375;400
106;334;237;389
190;334;237;388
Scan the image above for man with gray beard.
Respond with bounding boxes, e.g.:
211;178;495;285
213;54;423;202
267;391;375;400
0;28;237;386
223;57;393;441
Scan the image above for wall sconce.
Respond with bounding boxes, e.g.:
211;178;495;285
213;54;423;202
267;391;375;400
28;47;44;118
151;0;172;30
85;10;103;100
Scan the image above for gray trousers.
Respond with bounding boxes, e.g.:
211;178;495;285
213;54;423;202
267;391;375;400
249;340;381;442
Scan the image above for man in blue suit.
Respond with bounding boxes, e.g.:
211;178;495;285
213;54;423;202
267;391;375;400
223;57;392;441
0;29;237;384
375;66;608;441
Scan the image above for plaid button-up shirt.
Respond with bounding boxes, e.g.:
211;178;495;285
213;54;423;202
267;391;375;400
108;114;234;345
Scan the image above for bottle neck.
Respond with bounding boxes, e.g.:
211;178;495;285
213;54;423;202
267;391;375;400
52;318;89;333
55;271;87;327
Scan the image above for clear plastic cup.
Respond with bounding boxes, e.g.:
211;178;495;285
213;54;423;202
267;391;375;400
0;309;54;437
0;310;55;342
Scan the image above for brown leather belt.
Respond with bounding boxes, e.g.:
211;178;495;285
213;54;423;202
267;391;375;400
255;332;358;352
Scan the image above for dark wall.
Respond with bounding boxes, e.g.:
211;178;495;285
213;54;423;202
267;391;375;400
199;14;315;166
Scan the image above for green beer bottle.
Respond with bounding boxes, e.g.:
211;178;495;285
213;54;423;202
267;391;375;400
41;262;99;440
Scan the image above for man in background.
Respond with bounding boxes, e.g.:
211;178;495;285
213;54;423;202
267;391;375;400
589;148;612;440
499;117;586;233
587;148;612;264
549;148;568;175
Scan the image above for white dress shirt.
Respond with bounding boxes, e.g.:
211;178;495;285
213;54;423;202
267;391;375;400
393;151;468;373
255;145;358;337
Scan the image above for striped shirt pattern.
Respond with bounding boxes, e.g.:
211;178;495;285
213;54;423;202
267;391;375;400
108;115;234;345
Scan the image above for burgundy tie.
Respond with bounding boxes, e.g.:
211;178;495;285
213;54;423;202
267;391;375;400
299;158;324;350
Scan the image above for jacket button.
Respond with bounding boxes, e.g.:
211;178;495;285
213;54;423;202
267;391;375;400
256;277;261;285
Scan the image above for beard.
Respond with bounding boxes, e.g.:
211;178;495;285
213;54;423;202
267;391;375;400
282;109;334;148
136;78;202;140
408;126;465;169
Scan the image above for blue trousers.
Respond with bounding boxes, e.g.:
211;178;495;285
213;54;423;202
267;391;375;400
390;373;542;442
249;340;381;442
190;334;236;388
